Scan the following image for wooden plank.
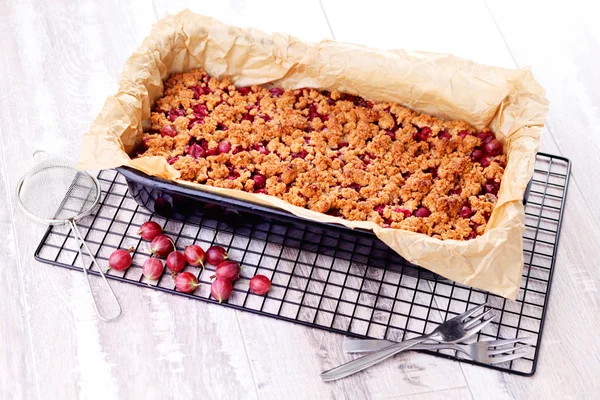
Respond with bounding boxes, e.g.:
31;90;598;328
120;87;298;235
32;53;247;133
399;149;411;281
402;387;473;400
0;129;38;399
485;0;600;215
235;258;469;399
320;0;517;396
321;0;514;68
237;311;469;399
152;0;333;42
459;62;600;397
321;0;600;398
0;0;257;398
461;2;600;397
149;1;470;397
461;174;600;398
2;0;597;398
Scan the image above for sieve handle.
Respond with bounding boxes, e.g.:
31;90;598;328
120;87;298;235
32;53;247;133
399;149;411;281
69;220;122;321
32;150;50;164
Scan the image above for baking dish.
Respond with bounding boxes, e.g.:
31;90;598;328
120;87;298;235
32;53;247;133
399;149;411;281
117;165;439;278
117;164;532;281
80;11;549;297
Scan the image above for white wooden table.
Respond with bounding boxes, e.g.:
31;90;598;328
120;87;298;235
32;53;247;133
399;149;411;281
2;1;599;399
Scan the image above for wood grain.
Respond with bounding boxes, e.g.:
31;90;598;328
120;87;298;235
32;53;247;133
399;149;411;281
237;299;468;399
463;131;600;399
147;2;481;398
401;387;473;400
320;2;600;398
461;1;600;398
0;132;38;400
152;0;332;42
0;1;256;399
1;0;599;398
486;0;600;216
321;0;514;68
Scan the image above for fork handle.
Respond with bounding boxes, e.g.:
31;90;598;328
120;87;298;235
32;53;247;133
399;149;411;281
320;337;427;381
344;339;395;353
344;339;461;354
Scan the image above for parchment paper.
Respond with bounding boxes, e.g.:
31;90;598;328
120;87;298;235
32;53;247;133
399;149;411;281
79;10;549;299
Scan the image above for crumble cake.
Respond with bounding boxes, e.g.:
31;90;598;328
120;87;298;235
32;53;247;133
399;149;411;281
136;69;506;240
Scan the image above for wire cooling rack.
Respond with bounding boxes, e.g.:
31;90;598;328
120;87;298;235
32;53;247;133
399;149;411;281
35;152;570;376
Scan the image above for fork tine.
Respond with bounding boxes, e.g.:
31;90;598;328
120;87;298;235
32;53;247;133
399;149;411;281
457;303;487;322
486;337;535;347
463;309;494;329
464;315;496;336
488;348;535;364
488;344;531;356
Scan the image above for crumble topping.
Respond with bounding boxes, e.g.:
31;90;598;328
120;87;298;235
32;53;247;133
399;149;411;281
136;69;506;240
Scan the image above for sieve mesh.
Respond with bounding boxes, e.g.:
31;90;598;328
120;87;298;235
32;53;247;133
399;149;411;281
17;155;120;320
17;158;100;223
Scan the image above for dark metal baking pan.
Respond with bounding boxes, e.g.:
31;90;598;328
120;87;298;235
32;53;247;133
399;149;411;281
116;166;441;279
116;161;533;281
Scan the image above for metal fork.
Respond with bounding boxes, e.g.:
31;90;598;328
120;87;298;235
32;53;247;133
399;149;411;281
343;337;534;364
320;303;495;381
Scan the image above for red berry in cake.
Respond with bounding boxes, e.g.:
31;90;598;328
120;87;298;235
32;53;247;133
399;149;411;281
269;87;284;96
218;140;231;154
459;206;472;219
484;139;502;156
414;207;431;218
160;125;177;138
477;131;495;144
167;109;185;121
471;148;484;162
253;174;267;188
438;130;451;140
396;208;412;219
186;143;206;159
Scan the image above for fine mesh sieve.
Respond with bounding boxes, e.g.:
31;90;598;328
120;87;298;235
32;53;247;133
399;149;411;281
16;152;121;321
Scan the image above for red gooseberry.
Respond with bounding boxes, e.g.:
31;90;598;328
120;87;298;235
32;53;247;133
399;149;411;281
249;275;271;295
